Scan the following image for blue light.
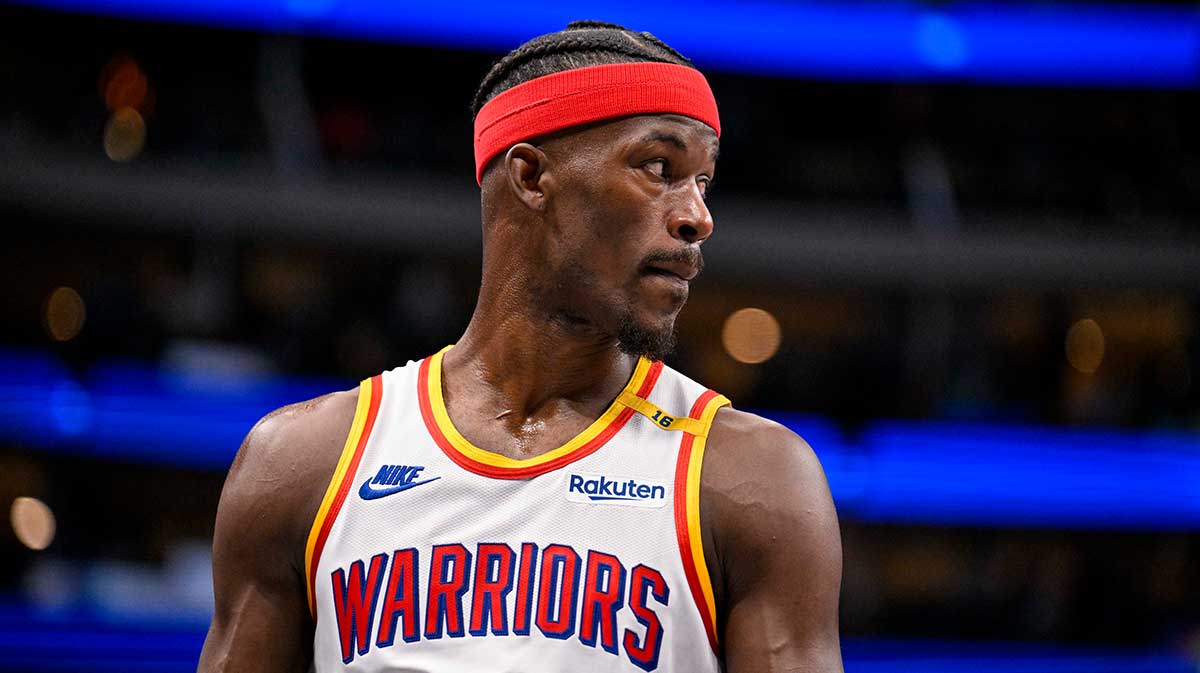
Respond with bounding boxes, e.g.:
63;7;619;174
48;381;92;437
2;347;1200;529
0;346;345;469
916;13;970;72
7;0;1200;87
0;600;1192;673
0;602;206;673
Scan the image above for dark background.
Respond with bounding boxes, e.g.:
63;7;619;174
0;2;1197;671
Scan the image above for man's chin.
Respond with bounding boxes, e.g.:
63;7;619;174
615;313;677;362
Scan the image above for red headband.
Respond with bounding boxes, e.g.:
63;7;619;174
473;62;721;184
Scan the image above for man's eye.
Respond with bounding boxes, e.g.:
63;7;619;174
644;159;667;178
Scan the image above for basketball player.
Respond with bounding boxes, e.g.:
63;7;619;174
198;22;842;673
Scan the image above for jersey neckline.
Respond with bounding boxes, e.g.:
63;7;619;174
417;346;663;479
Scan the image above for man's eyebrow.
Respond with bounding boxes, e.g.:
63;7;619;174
639;131;689;151
638;130;720;162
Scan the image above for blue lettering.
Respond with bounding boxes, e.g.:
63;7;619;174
327;544;668;670
568;474;667;503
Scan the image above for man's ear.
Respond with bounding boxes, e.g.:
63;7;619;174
504;143;552;211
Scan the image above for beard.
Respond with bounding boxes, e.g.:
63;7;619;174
614;247;701;361
534;245;690;362
535;272;680;362
615;305;677;362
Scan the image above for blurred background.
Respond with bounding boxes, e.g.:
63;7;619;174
0;0;1198;671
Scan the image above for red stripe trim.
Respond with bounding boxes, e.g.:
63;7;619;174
674;388;721;653
636;360;664;397
307;374;383;622
419;358;663;480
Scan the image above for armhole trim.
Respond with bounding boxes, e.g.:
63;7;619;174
303;374;384;621
673;388;731;654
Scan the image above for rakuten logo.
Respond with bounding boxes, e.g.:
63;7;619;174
565;473;669;508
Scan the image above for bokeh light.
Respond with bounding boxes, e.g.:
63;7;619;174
43;286;86;342
10;497;56;551
98;53;153;114
1066;318;1105;374
103;107;146;162
721;307;782;364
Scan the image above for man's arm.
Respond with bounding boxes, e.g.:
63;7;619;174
702;408;844;673
197;390;358;673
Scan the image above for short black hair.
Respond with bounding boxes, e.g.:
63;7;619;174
470;20;694;118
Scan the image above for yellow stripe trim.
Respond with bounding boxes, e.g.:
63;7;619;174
685;393;731;639
303;377;374;615
427;347;652;469
617;392;708;435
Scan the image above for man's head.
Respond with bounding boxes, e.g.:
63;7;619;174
472;22;719;361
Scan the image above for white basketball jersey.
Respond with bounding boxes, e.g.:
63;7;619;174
304;347;730;673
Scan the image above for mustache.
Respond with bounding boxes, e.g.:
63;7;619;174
641;247;705;275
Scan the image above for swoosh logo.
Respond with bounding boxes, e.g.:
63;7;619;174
358;476;441;500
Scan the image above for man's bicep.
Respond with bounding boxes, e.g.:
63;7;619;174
197;421;315;673
199;567;312;673
708;416;844;673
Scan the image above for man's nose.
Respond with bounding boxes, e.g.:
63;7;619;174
667;183;714;244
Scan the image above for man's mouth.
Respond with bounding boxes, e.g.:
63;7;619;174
643;259;699;282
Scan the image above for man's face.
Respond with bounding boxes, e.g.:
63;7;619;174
537;114;718;360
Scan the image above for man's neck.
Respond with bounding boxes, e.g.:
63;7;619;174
438;298;638;457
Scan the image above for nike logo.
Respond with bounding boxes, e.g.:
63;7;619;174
359;476;440;500
358;464;440;500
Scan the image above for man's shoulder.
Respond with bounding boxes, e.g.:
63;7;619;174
699;406;841;615
705;406;821;477
700;406;835;544
218;388;362;560
231;388;361;482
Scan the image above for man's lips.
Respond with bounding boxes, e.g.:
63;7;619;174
643;260;699;282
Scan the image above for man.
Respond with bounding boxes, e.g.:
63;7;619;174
198;21;842;673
